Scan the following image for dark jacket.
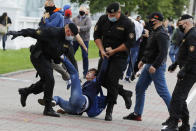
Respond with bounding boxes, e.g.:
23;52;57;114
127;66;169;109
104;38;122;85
0;16;11;25
171;28;184;47
142;26;169;69
94;14;136;59
82;58;108;106
17;27;70;64
176;27;196;74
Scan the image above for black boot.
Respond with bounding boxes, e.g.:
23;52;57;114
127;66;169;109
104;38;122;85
43;100;60;117
18;88;30;107
119;86;132;109
179;123;190;131
105;103;114;121
161;119;178;131
179;118;190;131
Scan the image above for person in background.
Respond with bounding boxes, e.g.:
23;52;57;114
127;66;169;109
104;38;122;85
169;20;184;63
0;12;12;51
72;6;92;78
123;12;171;121
64;9;73;25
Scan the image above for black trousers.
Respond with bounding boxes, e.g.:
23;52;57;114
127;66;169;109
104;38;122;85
26;53;54;101
99;57;127;104
169;74;196;122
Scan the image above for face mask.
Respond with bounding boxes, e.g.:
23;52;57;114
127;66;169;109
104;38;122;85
179;25;185;33
108;16;117;22
45;6;56;15
65;36;74;41
79;11;85;16
149;21;155;28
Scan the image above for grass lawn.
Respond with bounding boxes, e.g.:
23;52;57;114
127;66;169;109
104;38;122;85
0;41;99;74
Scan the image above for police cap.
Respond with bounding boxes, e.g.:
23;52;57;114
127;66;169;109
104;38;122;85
106;2;120;13
179;14;193;21
68;23;78;36
147;12;164;21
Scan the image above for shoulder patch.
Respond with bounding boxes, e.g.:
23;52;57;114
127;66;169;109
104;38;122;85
36;30;41;35
129;33;134;39
94;25;98;31
189;45;195;52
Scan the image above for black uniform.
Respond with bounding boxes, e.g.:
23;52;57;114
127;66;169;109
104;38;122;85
94;13;136;105
169;27;196;126
8;26;76;116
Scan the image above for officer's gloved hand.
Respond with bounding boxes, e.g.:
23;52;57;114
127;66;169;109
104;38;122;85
7;31;21;40
177;67;186;80
168;62;178;72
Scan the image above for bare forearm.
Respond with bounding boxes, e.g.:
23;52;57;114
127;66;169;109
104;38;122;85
113;44;128;53
95;39;104;52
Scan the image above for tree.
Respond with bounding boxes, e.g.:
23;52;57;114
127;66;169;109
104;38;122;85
70;0;189;20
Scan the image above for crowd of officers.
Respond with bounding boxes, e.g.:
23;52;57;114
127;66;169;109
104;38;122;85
6;0;196;131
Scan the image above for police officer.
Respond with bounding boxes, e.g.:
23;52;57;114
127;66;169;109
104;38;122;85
162;14;196;131
94;2;136;121
7;23;80;117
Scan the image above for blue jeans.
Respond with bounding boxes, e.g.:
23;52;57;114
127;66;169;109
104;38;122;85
0;34;7;50
169;44;179;63
134;64;171;115
125;45;139;78
192;119;196;131
53;57;86;114
73;41;89;76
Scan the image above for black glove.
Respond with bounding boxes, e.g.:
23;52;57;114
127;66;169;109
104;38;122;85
6;31;21;40
168;62;177;72
177;67;186;80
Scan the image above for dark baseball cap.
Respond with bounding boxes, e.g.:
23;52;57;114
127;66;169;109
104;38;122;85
68;23;78;36
106;2;120;13
147;12;164;21
179;14;193;21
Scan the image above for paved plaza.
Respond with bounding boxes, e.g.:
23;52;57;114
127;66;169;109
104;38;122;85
0;58;196;131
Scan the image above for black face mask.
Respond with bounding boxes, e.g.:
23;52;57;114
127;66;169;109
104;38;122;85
45;6;56;15
149;21;155;28
79;11;85;16
179;25;185;33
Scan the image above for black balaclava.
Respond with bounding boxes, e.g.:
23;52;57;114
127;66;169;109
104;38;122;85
45;6;56;15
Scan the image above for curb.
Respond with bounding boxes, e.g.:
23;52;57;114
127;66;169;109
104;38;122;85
0;58;100;77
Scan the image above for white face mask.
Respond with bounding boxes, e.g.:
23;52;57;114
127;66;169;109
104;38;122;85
65;36;74;41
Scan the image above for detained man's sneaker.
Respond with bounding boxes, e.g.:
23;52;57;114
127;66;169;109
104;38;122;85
38;99;56;107
18;88;29;107
123;112;142;121
124;77;131;83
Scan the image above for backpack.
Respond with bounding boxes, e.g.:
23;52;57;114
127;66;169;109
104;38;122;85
86;88;106;117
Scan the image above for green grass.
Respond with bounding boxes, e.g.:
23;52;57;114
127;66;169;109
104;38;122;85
0;40;99;74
